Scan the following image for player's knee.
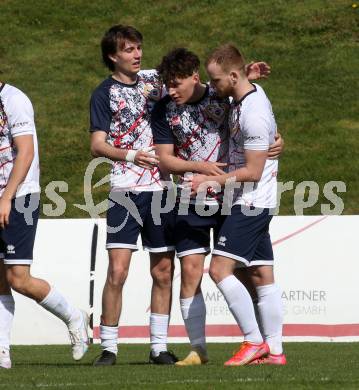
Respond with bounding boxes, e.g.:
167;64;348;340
6;271;30;294
107;266;128;288
249;265;274;286
181;261;202;279
151;264;172;287
209;262;222;284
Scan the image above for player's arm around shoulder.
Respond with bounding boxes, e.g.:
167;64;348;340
246;62;271;81
268;132;284;159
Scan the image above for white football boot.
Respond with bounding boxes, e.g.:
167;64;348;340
0;348;11;369
68;310;89;361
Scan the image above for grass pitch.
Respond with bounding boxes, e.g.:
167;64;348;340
0;343;358;389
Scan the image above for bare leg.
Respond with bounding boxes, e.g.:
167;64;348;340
0;261;11;295
101;248;132;325
150;251;174;315
180;254;205;299
234;267;257;299
5;264;50;301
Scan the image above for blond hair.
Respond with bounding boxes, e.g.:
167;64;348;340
206;44;246;74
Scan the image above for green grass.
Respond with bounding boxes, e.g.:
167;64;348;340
0;0;358;216
0;343;358;389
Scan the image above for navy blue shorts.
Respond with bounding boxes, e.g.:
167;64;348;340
175;203;224;258
106;190;175;252
0;194;40;265
212;206;274;267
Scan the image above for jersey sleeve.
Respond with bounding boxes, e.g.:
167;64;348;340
89;87;111;133
6;91;36;138
151;99;175;144
242;113;271;151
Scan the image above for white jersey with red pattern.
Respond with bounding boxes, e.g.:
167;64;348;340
90;70;167;192
0;84;40;198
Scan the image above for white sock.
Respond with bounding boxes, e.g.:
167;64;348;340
180;293;206;351
0;295;15;351
100;324;118;355
150;313;169;356
256;284;283;355
217;275;262;344
38;287;81;329
253;298;264;336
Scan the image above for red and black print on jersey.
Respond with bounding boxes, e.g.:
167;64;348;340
90;70;166;191
152;85;230;203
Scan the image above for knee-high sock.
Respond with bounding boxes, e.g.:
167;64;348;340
38;287;81;329
217;275;262;343
253;298;264;336
150;313;169;356
100;324;118;355
0;295;15;350
180;293;206;350
256;284;283;354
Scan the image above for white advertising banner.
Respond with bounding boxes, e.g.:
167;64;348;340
10;216;359;345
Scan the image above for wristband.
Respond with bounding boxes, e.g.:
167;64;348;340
125;149;137;163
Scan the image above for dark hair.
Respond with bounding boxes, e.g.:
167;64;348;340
101;25;143;71
156;48;200;85
205;44;246;73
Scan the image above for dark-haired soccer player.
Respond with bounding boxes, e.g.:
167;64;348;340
152;48;283;365
89;25;178;366
190;44;285;366
0;82;88;369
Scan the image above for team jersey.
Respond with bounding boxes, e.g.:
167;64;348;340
152;85;230;205
90;70;167;192
228;83;278;208
0;84;40;198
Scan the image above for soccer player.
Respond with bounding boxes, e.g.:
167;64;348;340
89;25;178;366
152;48;283;365
190;44;285;365
0;82;88;369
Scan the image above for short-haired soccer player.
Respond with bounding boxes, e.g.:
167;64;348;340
89;25;178;366
152;48;283;365
190;44;286;366
0;82;88;369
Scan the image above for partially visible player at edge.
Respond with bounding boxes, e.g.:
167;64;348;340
190;44;285;366
152;48;283;366
0;82;88;369
89;25;178;366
